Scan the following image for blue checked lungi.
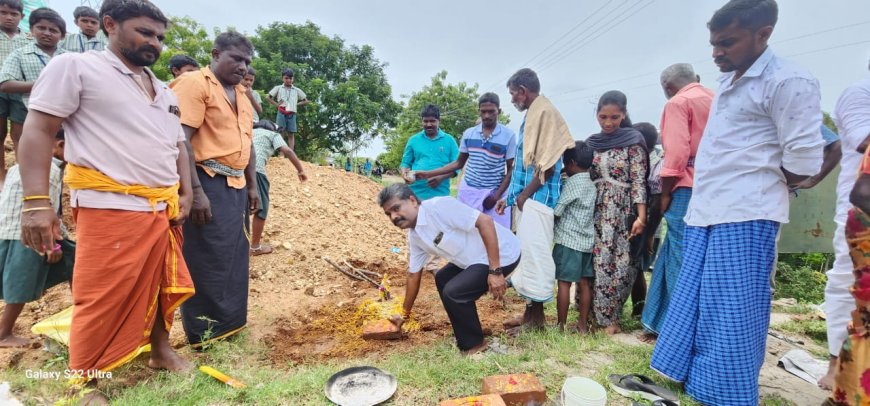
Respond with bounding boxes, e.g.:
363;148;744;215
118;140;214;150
650;220;779;406
641;188;691;334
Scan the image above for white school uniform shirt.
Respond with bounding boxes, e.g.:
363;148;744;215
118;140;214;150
407;197;520;274
684;47;824;227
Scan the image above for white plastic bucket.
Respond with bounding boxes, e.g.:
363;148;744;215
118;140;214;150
560;376;607;406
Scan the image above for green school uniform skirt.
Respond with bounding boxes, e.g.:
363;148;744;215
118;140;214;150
0;239;75;304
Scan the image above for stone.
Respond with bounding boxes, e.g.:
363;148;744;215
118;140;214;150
439;394;506;406
481;374;546;406
361;319;402;340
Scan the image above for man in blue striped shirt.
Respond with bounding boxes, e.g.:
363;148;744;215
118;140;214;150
416;93;516;228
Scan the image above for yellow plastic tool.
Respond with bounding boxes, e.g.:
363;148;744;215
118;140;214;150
199;366;246;388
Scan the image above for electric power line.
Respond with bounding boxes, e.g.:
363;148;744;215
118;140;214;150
535;0;655;73
479;0;627;92
548;20;870;100
554;38;870;104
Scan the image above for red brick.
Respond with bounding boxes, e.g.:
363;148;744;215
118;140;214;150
361;319;402;340
481;374;547;406
439;394;507;406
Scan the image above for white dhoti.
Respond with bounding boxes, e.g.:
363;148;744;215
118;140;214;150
824;220;854;356
509;199;555;302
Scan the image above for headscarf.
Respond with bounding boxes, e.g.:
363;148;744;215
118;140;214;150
586;127;647;152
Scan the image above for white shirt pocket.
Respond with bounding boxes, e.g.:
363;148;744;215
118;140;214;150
434;230;466;259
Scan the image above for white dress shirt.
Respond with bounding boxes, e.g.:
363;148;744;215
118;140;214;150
685;47;824;227
407;197;521;273
833;77;870;224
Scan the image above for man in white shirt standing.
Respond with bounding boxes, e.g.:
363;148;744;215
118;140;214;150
818;60;870;389
380;183;520;355
650;1;824;404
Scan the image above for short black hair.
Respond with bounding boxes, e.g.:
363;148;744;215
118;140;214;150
99;0;167;36
0;0;23;14
708;0;778;32
73;5;98;21
564;141;593;170
282;68;294;78
246;66;256;76
55;128;64;140
420;104;440;119
253;119;278;131
597;90;633;128
169;54;198;71
633;122;659;151
478;92;500;108
29;7;65;37
506;68;541;93
214;31;253;55
377;183;418;207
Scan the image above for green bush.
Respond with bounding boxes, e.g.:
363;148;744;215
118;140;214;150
774;262;826;304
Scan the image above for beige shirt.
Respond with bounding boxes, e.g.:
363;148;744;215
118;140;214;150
29;50;184;211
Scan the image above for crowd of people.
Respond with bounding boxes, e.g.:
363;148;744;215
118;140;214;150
0;0;864;404
382;0;870;404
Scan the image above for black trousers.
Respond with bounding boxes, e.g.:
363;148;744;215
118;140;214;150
435;258;519;351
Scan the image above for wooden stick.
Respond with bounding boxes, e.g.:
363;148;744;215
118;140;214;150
343;261;382;285
324;258;365;282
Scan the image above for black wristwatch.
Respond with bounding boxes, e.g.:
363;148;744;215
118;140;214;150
488;267;503;276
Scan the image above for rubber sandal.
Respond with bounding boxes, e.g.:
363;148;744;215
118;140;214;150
607;374;679;403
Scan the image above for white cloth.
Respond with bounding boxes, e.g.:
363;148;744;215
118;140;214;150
509;199;555;302
407;197;520;274
685;47;824;227
825;223;854;356
824;76;870;356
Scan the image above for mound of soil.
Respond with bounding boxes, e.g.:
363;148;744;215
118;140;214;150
0;156;527;371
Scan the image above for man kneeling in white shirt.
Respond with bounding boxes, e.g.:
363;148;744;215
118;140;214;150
380;183;520;355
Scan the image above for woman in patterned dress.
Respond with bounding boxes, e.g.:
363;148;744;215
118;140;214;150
586;91;648;335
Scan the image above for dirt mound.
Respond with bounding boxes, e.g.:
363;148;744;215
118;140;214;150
1;156;526;370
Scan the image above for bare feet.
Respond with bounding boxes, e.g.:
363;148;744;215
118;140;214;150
0;334;29;348
572;323;590;335
461;340;488;356
77;389;109;405
148;349;193;373
502;314;524;329
603;325;622;335
818;356;838;390
639;332;657;344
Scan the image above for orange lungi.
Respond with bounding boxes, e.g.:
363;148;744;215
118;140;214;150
68;208;194;374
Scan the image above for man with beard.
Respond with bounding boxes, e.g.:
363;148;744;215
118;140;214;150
495;68;574;332
170;31;258;347
18;0;195;401
650;1;824;404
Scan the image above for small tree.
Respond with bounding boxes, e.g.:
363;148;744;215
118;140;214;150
380;71;510;169
153;16;212;82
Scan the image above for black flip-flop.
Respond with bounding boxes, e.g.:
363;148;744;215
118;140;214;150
633;401;680;406
608;374;679;403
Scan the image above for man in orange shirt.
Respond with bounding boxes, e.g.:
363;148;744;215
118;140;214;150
170;31;258;347
640;63;714;339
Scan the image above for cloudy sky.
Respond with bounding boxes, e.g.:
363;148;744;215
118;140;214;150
48;0;870;157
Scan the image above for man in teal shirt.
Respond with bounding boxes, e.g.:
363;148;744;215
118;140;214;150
400;104;459;200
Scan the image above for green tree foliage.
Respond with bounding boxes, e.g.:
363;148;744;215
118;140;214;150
153;16;212;82
249;21;401;160
380;71;510;169
823;111;837;133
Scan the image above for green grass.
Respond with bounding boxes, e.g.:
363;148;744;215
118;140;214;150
774;318;828;349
